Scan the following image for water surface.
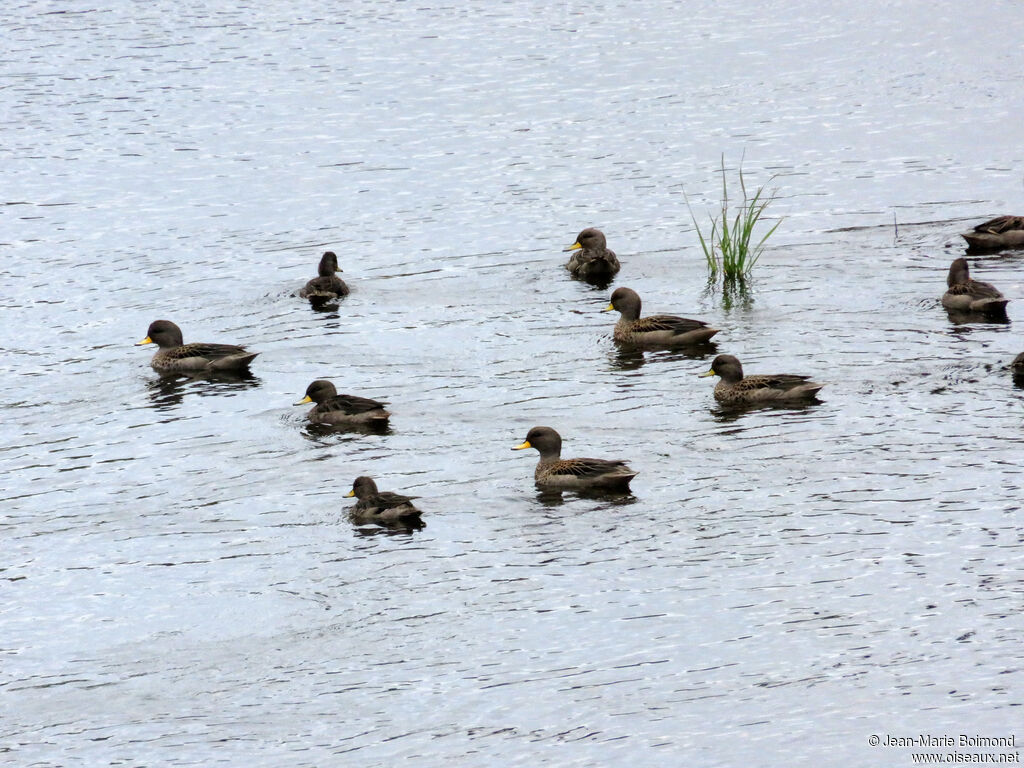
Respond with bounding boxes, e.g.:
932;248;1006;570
2;1;1023;766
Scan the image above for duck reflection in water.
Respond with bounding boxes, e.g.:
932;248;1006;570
709;398;824;423
532;486;642;508
145;370;260;411
301;420;391;440
609;344;718;372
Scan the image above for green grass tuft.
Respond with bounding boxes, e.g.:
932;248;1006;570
687;155;781;283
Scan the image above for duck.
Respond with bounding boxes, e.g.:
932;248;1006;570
345;476;423;526
512;426;636;492
961;216;1024;251
299;251;349;304
699;354;823;405
605;287;719;347
941;257;1008;318
1011;352;1024;376
135;320;258;373
293;379;390;426
564;228;621;282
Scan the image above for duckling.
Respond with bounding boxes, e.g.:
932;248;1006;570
135;320;257;374
961;216;1024;251
941;257;1008;319
512;426;636;492
699;354;823;405
606;287;718;347
345;476;423;527
564;228;621;282
299;251;349;304
293;379;390;426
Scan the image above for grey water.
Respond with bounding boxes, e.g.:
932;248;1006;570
2;1;1023;765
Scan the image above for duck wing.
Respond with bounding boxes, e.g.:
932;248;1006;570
740;373;816;393
632;313;711;335
569;248;619;272
320;394;388;415
374;491;419;509
166;342;251;362
300;276;349;301
947;279;1003;300
973;215;1024;234
549;457;634;479
354;492;421;519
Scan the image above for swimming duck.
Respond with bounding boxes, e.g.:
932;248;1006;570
941;257;1008;318
135;320;258;373
293;379;390;426
961;216;1024;251
564;228;621;282
512;426;636;492
606;287;719;347
299;251;349;304
699;354;823;405
345;476;423;526
1011;352;1024;376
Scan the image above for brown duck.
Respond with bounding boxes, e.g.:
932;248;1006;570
961;216;1024;251
293;380;390;426
512;426;636;492
564;228;621;282
345;476;423;526
299;251;349;304
606;287;718;347
941;257;1008;318
699;354;823;405
135;320;258;374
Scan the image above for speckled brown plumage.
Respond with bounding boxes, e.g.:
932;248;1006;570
700;354;823;405
941;258;1007;318
299;251;349;303
135;320;258;373
606;287;718;347
345;476;423;526
962;216;1024;251
512;426;636;492
564;228;621;282
293;380;390;426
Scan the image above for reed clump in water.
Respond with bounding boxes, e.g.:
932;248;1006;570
687;155;781;284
